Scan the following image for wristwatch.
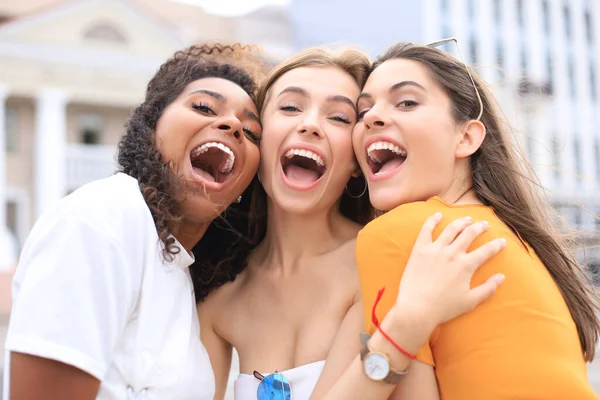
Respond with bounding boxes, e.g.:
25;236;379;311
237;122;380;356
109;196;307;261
359;333;408;384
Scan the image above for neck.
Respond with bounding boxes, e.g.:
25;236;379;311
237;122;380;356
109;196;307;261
254;200;355;273
172;219;211;252
439;162;482;205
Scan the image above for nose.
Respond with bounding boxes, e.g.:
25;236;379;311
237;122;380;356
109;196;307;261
215;116;243;142
297;114;324;139
363;105;389;131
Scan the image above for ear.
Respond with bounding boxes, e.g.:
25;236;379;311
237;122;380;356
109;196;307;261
456;120;486;159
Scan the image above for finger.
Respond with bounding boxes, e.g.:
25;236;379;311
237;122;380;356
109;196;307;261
451;220;490;252
466;273;505;310
414;212;444;245
435;216;473;246
465;238;507;272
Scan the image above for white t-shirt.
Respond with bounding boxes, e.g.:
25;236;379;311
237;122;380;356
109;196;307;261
3;173;215;399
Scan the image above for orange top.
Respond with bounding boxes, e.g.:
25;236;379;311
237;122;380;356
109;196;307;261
357;197;597;400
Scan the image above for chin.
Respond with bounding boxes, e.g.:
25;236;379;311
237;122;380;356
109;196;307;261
369;189;413;212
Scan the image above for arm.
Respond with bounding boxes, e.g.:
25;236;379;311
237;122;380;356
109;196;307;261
389;361;439;400
6;218;138;399
10;353;100;400
197;300;233;400
310;299;364;399
311;213;506;400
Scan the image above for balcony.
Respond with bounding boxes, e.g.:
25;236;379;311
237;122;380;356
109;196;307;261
66;144;117;190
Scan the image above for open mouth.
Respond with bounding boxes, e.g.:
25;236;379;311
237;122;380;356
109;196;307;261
281;148;326;186
367;141;407;176
190;142;236;184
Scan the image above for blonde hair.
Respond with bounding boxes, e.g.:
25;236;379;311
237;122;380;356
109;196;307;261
256;46;372;110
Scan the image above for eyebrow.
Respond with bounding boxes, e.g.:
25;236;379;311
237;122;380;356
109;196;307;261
277;86;308;98
358;80;428;102
189;89;226;102
245;110;261;126
278;86;357;114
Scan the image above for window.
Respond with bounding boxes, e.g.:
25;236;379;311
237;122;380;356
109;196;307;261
516;0;525;28
493;0;502;25
568;59;576;97
552;134;561;181
520;48;528;73
497;41;505;68
470;38;478;64
78;113;103;145
6;200;19;250
545;52;553;81
84;22;127;44
542;1;551;34
585;11;593;44
590;63;597;101
5;106;18;152
595;138;600;179
564;5;571;39
574;136;582;176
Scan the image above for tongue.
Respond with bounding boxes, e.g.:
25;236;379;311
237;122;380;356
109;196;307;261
285;164;320;185
378;157;405;174
193;167;216;182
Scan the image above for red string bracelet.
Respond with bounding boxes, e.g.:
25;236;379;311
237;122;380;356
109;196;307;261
372;287;417;360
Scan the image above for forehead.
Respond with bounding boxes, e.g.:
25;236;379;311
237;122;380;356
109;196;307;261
181;77;257;112
364;58;433;92
272;66;360;99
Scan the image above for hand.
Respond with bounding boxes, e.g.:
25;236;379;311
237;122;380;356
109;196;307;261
395;212;506;329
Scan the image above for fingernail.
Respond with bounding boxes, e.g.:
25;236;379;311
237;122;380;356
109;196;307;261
480;220;489;226
434;212;442;219
464;216;473;222
495;274;505;284
498;238;507;247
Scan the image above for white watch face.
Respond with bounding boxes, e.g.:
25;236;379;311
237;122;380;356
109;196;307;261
363;352;390;381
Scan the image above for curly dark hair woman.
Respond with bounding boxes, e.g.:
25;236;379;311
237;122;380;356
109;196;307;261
117;44;272;302
6;43;266;399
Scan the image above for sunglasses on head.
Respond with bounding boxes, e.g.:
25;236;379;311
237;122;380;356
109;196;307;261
426;37;484;121
254;370;292;400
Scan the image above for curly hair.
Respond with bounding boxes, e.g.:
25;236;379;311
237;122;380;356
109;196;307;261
117;43;265;268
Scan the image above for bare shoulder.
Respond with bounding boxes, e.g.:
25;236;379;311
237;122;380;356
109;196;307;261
197;271;246;320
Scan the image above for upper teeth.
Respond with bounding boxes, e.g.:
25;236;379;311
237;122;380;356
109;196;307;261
367;141;406;163
284;148;325;167
191;142;236;173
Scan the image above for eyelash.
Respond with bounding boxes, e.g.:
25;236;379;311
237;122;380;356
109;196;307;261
243;128;262;143
191;102;215;115
397;100;419;108
331;114;351;124
279;104;300;112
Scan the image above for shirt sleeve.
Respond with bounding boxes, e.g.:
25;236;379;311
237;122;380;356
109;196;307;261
5;216;139;380
356;226;436;366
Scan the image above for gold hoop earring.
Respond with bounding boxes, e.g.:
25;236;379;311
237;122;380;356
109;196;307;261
345;178;367;199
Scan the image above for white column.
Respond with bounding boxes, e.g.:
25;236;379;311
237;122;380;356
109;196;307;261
35;89;68;219
0;84;16;271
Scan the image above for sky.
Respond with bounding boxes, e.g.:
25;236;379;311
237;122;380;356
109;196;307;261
169;0;291;17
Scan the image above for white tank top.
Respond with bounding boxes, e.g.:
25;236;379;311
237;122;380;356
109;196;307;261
233;360;326;400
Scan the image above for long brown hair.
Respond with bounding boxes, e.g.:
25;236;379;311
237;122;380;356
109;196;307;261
373;42;599;360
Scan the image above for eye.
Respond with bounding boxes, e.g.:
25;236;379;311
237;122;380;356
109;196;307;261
357;108;371;121
192;102;216;115
397;100;419;108
330;113;352;124
279;103;301;112
243;128;262;144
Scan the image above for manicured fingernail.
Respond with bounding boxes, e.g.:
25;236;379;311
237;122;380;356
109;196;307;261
495;274;505;284
464;216;473;222
434;212;442;219
498;238;507;247
480;220;489;226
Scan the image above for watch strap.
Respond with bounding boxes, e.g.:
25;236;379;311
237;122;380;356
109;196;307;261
359;332;408;384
